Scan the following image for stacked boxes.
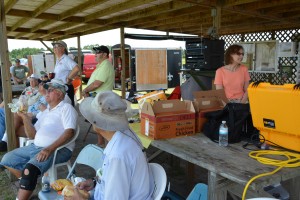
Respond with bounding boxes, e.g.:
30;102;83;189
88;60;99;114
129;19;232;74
140;90;228;140
193;89;228;133
140;100;195;139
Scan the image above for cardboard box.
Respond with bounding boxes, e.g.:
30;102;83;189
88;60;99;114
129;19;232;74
193;89;229;107
193;89;228;132
194;107;223;133
140;100;195;139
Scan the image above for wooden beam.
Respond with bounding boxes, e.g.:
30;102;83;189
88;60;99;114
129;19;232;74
59;0;110;20
40;40;53;53
179;0;299;24
7;26;55;34
33;0;61;17
79;25;118;37
107;1;194;25
47;22;80;34
10;17;30;31
222;3;299;24
7;9;107;25
9;0;61;31
65;24;100;35
84;0;158;22
262;2;300;15
0;0;17;160
129;6;207;27
4;0;17;14
14;31;31;39
238;0;300;11
30;20;51;33
136;11;211;29
221;0;260;7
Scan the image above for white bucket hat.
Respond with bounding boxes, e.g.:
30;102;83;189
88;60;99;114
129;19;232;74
79;91;129;131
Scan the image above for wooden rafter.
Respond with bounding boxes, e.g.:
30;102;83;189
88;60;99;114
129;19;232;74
3;0;300;41
10;0;61;31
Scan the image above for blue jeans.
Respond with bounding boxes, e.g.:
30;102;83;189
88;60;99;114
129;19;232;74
0;108;6;140
0;143;72;174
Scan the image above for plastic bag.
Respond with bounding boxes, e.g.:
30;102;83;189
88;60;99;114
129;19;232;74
8;95;28;113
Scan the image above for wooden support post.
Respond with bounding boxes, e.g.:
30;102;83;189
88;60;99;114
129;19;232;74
0;0;17;181
77;36;83;99
215;6;221;37
120;27;126;99
40;40;53;53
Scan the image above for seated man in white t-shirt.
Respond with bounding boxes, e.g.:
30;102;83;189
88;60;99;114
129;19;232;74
0;79;78;200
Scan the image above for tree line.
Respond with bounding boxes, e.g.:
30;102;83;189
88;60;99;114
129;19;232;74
9;44;110;62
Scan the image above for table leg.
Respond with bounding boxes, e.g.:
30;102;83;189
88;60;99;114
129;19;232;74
208;171;228;200
187;162;195;193
282;175;300;200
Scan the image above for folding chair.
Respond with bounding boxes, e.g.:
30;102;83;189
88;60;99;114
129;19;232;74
38;144;104;200
149;163;167;200
19;126;79;183
187;183;208;200
48;125;80;183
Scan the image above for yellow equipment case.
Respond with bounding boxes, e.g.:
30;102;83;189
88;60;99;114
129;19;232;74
248;83;300;152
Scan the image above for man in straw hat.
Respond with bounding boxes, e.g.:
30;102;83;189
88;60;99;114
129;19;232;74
0;79;78;200
52;40;80;106
65;91;154;199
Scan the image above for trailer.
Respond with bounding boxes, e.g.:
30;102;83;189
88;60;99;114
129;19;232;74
112;44;182;91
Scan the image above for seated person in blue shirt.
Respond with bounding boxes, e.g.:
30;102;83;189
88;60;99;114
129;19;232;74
65;91;154;200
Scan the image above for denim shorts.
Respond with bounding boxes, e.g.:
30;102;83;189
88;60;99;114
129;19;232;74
0;143;72;174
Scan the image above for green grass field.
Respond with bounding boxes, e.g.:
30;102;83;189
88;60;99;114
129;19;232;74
0;152;17;200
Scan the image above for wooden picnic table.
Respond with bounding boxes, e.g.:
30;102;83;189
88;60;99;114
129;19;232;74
150;133;300;200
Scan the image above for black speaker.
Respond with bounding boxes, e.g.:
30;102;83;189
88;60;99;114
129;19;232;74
185;39;225;70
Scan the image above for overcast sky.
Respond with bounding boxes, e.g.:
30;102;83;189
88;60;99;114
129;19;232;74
8;28;191;51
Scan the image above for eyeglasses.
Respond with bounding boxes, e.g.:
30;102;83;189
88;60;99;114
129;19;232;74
53;44;64;49
95;51;104;54
236;52;244;56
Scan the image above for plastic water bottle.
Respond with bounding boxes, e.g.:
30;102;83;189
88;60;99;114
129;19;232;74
219;121;228;147
41;173;50;192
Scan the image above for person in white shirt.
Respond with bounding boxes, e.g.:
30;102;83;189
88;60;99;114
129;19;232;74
65;91;154;200
52;40;80;106
0;79;78;200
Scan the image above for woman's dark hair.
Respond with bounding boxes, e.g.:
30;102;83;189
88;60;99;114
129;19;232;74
224;44;244;65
